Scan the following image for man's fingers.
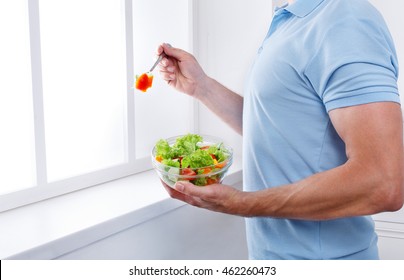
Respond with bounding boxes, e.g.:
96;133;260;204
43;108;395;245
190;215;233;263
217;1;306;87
175;181;215;200
159;69;176;81
161;43;188;61
162;180;205;207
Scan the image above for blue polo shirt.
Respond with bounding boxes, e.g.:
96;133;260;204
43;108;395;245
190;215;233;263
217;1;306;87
243;0;400;259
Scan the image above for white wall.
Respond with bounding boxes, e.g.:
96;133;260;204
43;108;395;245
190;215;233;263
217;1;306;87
194;0;272;158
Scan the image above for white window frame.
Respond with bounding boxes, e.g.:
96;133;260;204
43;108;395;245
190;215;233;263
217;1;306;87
0;0;197;212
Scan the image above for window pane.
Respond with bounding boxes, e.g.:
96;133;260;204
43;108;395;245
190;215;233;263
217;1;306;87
0;0;36;195
133;0;192;158
39;0;127;181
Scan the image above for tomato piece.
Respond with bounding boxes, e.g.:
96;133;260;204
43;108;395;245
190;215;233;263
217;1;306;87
155;155;163;162
207;177;219;185
135;73;153;92
181;168;197;176
147;75;154;88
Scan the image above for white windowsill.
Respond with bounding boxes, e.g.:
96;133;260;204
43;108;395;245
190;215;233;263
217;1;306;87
0;158;242;260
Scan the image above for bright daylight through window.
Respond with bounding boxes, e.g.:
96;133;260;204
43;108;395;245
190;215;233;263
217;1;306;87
0;0;192;211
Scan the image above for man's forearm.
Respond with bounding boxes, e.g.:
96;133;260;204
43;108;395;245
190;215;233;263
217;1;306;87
196;77;243;135
242;159;402;220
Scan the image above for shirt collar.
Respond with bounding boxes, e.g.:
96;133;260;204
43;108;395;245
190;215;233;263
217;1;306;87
284;0;325;18
273;0;290;12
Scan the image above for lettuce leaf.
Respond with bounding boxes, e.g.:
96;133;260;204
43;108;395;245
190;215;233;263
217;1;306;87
207;143;228;162
193;177;207;186
155;134;228;169
161;158;180;168
155;139;172;159
171;133;202;158
184;149;214;168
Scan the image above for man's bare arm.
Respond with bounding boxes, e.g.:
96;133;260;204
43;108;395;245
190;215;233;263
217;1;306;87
172;102;404;220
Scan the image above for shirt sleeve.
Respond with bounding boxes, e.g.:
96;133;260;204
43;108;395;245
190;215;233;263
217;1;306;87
304;11;400;112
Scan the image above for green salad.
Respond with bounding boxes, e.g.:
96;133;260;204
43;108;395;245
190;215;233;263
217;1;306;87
153;134;231;186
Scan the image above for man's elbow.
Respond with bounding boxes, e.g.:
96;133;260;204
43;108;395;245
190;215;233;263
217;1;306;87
379;172;404;212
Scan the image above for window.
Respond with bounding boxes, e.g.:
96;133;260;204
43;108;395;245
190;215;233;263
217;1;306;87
0;0;193;212
0;0;36;196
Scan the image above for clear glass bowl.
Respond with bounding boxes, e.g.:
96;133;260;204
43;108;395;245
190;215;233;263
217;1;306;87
151;135;233;188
